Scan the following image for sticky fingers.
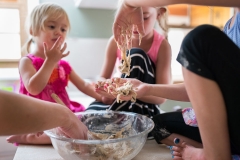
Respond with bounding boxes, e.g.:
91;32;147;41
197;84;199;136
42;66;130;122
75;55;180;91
95;78;137;103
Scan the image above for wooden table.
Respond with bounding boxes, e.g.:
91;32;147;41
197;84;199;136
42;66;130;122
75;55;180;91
14;139;172;160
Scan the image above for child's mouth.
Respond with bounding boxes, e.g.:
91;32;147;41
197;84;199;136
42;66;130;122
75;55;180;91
133;31;139;34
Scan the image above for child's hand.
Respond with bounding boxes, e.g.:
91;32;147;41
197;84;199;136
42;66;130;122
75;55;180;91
95;78;148;102
95;86;116;99
59;113;88;140
123;78;148;99
113;3;145;46
101;96;115;105
43;36;70;64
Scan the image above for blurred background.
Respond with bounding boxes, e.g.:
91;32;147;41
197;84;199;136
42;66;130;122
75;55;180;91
0;0;233;159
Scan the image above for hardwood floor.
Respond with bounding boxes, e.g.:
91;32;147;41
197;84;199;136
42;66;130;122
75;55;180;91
0;136;17;160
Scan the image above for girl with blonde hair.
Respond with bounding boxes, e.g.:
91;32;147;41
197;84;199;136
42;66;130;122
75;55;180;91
7;2;103;145
87;6;172;120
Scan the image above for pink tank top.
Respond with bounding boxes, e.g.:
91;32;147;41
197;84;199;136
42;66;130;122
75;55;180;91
19;54;85;112
114;29;164;76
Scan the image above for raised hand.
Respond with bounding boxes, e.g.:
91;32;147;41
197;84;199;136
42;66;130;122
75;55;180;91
43;36;70;64
113;2;145;46
117;78;148;101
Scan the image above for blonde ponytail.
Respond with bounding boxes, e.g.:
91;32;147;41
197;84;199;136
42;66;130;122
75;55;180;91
21;38;33;56
157;7;169;40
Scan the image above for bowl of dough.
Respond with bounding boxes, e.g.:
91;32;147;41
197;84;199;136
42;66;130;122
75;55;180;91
44;111;154;160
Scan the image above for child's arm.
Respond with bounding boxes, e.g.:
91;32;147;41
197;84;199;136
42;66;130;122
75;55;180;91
19;57;57;95
19;37;69;95
100;36;118;79
96;79;189;102
137;39;172;104
70;70;103;102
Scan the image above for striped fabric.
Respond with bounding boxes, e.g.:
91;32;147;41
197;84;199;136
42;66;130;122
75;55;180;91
87;48;161;118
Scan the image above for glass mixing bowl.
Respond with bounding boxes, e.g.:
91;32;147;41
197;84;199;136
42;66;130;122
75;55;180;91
44;111;154;160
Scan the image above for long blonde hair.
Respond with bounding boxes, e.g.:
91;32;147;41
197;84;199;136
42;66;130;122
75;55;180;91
156;7;169;40
22;3;70;55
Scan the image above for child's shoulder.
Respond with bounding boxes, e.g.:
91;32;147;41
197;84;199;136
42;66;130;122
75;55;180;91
22;53;44;62
19;54;37;63
19;54;44;70
19;55;32;66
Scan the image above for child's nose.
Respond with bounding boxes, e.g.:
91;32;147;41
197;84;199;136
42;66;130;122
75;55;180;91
132;25;138;31
55;29;62;36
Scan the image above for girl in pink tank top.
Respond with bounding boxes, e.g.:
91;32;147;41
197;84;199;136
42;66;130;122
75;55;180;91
88;7;172;119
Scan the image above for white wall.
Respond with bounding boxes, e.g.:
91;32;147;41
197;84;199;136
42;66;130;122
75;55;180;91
64;38;109;92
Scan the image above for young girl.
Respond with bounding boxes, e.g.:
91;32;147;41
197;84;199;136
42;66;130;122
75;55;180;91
7;3;102;145
87;6;172;119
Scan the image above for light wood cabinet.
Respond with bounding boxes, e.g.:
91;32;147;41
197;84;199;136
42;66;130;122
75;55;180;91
190;5;231;28
212;7;231;28
190;5;211;26
167;4;231;28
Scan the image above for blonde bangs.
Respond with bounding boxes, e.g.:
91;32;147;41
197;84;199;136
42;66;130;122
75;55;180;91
30;3;70;35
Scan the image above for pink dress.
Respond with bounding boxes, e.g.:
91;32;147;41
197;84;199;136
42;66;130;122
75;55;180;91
19;54;85;112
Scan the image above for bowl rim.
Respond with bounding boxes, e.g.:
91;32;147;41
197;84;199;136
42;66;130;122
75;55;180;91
44;111;154;144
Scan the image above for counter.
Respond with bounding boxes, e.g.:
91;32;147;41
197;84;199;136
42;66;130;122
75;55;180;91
13;139;172;160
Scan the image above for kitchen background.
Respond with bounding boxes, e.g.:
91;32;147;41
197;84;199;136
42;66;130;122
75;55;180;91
0;0;233;159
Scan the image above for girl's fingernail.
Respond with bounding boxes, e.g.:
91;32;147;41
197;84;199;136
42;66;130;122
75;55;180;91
169;146;173;150
174;138;180;144
172;155;174;158
170;150;173;154
13;142;19;146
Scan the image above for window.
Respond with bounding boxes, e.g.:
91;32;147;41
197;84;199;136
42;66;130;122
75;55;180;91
0;0;28;68
166;5;233;83
168;27;192;82
0;8;21;59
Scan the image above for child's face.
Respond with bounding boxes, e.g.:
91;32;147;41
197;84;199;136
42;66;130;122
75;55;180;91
35;16;69;50
132;7;159;39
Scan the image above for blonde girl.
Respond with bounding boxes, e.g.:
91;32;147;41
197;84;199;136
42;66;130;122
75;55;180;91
7;2;102;144
88;6;172;119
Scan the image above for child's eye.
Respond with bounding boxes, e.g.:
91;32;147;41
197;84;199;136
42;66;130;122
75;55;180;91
49;25;55;29
61;28;66;32
144;17;148;20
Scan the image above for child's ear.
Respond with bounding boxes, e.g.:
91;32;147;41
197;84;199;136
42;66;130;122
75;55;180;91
157;7;167;17
29;27;33;36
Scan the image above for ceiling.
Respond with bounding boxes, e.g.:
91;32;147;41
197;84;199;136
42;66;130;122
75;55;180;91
74;0;118;10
